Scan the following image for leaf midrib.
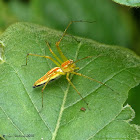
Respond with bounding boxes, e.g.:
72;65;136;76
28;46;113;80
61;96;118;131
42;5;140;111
51;41;82;140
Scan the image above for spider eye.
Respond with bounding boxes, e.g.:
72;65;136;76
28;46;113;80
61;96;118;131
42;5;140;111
69;59;73;63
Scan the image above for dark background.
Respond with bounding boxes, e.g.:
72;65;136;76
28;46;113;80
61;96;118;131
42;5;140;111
0;0;140;125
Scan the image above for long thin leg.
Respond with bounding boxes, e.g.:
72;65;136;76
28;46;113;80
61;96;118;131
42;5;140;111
41;78;51;108
71;72;119;94
46;42;63;64
66;73;89;109
56;20;93;61
73;55;103;64
41;71;65;108
25;53;60;67
73;56;94;64
55;42;68;62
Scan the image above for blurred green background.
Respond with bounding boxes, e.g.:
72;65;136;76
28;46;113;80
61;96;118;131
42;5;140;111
0;0;140;125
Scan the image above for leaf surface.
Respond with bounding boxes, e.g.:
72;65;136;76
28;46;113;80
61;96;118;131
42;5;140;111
0;22;140;140
113;0;140;7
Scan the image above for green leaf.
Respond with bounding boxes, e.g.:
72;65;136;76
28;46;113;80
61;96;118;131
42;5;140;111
93;105;140;139
112;0;140;7
0;22;140;140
